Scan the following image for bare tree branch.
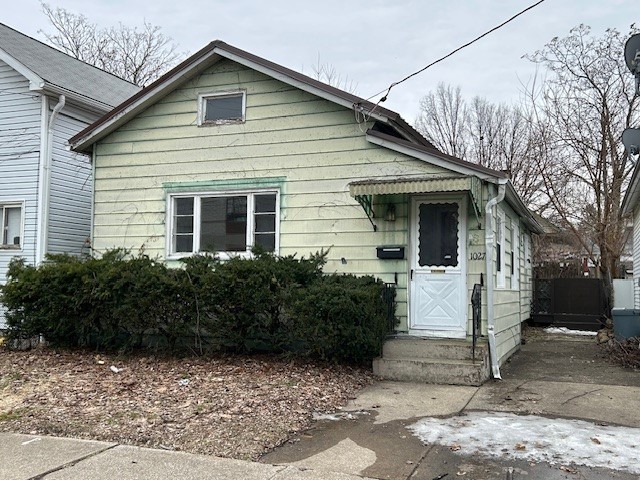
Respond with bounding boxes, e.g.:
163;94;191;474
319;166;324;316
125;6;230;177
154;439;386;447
39;2;185;86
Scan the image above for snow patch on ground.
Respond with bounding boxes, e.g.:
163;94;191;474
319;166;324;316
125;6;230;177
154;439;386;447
312;411;369;421
544;326;597;336
408;412;640;474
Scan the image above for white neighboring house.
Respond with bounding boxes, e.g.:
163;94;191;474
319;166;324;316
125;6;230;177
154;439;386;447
0;23;140;326
622;159;640;307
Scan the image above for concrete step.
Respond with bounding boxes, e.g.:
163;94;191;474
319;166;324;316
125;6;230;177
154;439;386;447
382;337;489;362
373;356;490;386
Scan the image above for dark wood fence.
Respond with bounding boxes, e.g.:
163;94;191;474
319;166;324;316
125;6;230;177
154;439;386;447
531;278;606;331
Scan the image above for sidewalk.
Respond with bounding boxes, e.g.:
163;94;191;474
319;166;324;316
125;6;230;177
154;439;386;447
0;433;371;480
3;331;640;479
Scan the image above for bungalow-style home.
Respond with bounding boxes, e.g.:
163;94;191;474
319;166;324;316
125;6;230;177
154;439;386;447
70;40;542;385
0;23;140;325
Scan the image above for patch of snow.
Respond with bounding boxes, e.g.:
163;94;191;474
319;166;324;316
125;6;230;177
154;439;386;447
408;412;640;474
312;411;369;421
544;326;597;336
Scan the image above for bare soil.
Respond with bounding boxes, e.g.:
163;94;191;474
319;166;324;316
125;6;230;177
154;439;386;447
0;347;373;460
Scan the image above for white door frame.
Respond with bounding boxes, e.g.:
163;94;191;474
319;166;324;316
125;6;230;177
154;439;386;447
408;195;468;338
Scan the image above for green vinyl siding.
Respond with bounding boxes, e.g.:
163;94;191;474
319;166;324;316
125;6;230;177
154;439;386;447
92;59;449;326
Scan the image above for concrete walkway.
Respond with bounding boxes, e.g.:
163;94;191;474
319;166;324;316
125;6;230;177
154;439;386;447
2;330;639;479
263;331;640;479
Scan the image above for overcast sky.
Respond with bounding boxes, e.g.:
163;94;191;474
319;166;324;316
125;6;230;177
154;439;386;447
3;0;638;122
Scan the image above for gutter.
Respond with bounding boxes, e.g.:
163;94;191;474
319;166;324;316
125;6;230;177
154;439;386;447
485;178;507;379
35;95;65;264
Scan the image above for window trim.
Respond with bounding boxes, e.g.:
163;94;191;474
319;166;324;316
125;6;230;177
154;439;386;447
0;201;24;251
197;89;246;126
166;188;279;259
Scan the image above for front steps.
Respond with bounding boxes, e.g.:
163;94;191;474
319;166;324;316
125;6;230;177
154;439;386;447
372;336;491;386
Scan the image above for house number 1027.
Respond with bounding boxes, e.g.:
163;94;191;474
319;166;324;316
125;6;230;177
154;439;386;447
470;252;485;260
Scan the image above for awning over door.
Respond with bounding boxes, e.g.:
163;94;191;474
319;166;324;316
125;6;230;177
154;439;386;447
349;176;478;196
348;176;482;229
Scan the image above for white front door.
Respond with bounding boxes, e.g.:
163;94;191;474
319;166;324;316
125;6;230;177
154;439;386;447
409;197;467;338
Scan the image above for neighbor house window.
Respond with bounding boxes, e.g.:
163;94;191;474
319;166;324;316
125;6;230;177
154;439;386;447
169;191;278;257
198;90;246;125
496;209;505;288
1;203;22;249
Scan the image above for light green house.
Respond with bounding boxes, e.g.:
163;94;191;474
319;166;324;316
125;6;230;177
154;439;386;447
70;41;542;385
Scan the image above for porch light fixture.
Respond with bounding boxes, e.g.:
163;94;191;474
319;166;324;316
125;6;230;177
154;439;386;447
385;203;396;222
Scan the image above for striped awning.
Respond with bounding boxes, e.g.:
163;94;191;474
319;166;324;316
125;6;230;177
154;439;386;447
348;176;475;196
349;175;483;225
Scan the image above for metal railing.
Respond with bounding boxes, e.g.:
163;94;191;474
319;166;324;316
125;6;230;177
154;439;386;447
471;283;482;361
382;283;397;334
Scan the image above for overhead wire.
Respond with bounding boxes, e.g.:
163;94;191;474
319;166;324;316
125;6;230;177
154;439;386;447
365;0;548;105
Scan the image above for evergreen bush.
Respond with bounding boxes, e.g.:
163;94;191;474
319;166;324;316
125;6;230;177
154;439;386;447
0;249;393;364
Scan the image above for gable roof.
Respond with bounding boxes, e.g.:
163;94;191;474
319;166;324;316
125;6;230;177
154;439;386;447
69;39;435;153
66;38;542;233
0;22;140;112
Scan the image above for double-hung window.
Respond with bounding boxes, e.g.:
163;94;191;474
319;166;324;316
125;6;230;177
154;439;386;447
496;209;506;288
1;203;22;249
169;190;278;257
512;221;520;290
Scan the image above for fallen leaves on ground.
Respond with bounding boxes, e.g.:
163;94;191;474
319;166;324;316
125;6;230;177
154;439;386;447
0;348;373;460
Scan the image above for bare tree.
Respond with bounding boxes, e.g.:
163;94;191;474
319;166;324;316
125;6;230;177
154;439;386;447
309;55;358;94
40;2;183;86
415;83;468;158
414;84;549;210
525;24;640;303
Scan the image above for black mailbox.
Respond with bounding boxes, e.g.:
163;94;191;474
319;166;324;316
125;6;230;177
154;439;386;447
376;246;405;259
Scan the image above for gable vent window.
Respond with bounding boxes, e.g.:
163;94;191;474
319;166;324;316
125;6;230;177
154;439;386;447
198;91;246;125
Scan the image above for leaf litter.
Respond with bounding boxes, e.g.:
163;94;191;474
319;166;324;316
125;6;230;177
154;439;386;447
0;348;372;460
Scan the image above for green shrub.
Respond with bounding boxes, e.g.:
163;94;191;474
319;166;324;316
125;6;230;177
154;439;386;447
288;275;393;364
1;249;393;364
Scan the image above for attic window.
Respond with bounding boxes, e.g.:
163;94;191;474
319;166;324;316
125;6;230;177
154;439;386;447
198;90;246;125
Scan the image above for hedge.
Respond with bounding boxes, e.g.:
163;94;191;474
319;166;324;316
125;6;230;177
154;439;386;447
1;249;394;364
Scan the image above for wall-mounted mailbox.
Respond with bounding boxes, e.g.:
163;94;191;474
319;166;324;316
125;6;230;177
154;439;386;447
376;246;405;260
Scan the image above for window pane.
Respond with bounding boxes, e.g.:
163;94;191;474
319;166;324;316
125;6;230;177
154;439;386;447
176;216;193;234
418;203;458;267
255;194;276;213
204;95;243;122
175;197;194;215
200;196;247;252
255;233;275;251
3;207;21;246
255;214;275;232
176;235;193;253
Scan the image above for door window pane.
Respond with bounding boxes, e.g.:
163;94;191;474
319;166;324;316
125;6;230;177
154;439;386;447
418;202;459;267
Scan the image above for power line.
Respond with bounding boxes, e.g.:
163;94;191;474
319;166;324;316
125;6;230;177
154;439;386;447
367;0;548;104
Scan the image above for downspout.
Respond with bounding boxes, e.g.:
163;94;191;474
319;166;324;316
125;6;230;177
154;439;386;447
485;178;507;379
36;95;66;264
90;143;97;254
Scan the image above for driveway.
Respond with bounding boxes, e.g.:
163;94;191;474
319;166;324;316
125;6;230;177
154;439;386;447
261;329;640;479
